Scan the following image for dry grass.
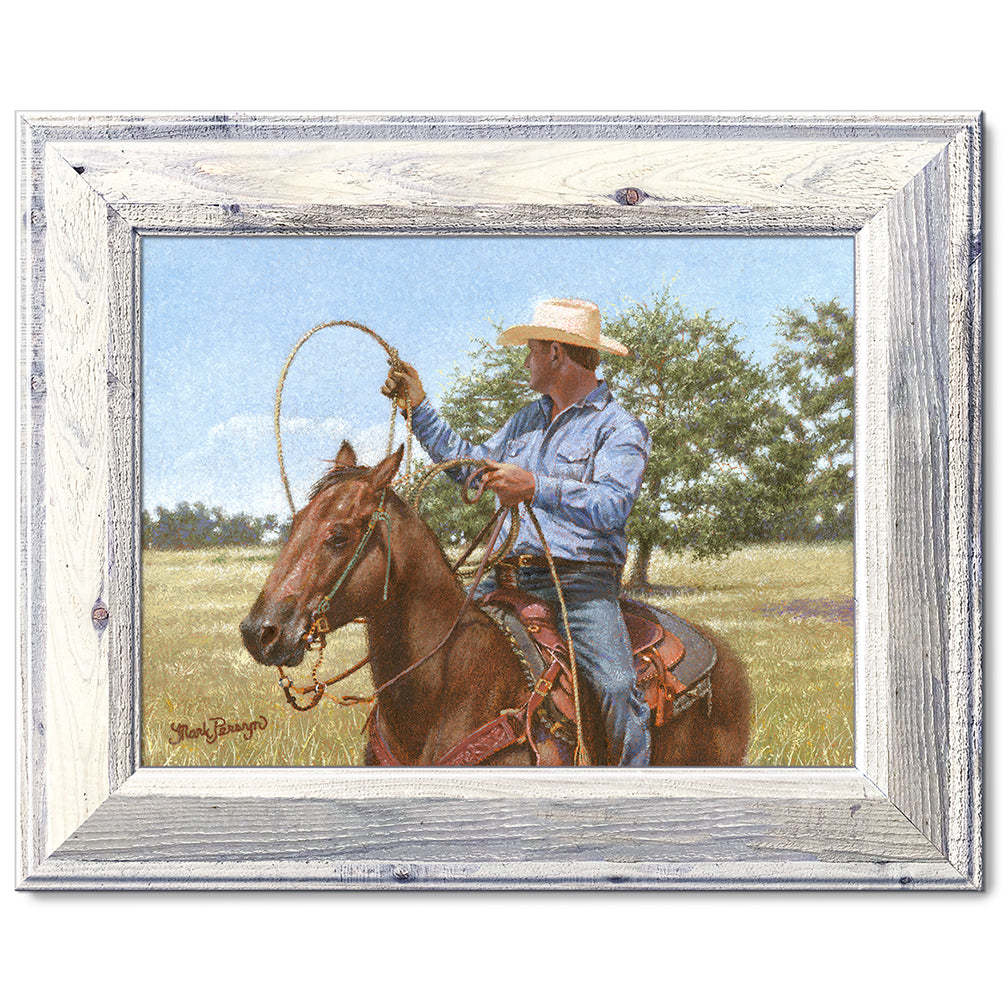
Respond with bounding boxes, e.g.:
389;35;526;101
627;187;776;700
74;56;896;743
141;540;853;767
142;548;372;766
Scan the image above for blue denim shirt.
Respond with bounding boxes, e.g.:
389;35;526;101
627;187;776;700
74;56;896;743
409;381;650;567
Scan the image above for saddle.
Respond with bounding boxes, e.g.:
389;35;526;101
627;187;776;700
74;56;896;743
479;588;716;739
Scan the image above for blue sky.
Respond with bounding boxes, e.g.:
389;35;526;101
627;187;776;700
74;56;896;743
142;235;853;518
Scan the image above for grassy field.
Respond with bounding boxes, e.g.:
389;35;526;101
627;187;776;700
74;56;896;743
141;541;853;767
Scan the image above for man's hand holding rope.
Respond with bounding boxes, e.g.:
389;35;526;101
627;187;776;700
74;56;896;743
479;460;536;508
382;360;425;411
382;361;535;508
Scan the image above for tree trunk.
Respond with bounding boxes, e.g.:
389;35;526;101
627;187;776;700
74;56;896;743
626;537;654;590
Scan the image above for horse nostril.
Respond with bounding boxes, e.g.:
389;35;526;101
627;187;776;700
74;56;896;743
260;622;279;650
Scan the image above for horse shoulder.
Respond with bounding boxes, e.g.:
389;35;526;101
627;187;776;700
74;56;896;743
447;608;527;702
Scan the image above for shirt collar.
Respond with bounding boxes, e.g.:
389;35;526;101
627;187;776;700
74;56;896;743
538;380;612;418
584;380;612;409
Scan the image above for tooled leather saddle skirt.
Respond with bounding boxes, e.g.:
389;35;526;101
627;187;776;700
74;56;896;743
479;588;716;740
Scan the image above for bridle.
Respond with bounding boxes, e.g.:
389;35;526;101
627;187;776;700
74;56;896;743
275;470;514;713
272;464;589;763
304;487;394;643
274;487;393;712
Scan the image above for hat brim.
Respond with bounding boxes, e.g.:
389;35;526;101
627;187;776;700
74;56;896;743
497;324;629;356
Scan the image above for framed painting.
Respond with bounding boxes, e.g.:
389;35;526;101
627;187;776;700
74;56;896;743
16;113;982;889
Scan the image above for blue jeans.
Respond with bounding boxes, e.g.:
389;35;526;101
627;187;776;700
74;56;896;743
479;563;651;766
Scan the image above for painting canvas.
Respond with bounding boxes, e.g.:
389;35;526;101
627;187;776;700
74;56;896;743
140;233;854;769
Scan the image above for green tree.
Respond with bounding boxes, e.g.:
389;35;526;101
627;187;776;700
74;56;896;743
141;502;280;549
604;289;775;584
767;297;854;540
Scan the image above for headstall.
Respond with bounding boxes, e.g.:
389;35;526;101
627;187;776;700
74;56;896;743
276;489;391;712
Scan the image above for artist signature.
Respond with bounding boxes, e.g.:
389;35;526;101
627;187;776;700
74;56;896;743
169;715;269;746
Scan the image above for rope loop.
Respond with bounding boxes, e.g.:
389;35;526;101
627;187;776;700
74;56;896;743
274;320;413;515
407;457;521;573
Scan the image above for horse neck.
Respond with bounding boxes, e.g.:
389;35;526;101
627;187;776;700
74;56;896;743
365;497;525;758
364;496;470;685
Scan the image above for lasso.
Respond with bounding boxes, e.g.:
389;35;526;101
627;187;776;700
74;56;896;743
274;319;412;515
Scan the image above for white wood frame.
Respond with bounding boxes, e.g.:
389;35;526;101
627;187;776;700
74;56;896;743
16;113;982;890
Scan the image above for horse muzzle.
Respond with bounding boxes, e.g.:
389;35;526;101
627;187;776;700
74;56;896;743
240;598;307;667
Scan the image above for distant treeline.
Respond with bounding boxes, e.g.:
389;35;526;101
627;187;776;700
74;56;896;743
142;502;290;551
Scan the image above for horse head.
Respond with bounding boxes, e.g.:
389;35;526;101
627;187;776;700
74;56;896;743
240;441;403;666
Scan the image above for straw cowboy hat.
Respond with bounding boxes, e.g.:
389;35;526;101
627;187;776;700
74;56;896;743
497;297;629;356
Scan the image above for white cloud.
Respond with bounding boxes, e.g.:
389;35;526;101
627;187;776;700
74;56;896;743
144;411;410;517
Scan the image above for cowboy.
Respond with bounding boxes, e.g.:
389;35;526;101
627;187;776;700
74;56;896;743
382;298;652;766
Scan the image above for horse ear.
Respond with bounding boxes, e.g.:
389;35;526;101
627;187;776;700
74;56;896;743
333;440;357;469
369;444;404;491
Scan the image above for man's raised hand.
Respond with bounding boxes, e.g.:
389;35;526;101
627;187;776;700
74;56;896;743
381;360;425;410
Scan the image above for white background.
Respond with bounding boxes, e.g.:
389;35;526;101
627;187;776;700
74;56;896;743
5;5;1001;1004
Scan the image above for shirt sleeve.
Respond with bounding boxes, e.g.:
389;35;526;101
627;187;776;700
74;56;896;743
532;420;650;532
409;398;516;482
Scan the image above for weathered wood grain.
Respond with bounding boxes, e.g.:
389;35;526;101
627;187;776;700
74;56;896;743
944;121;983;881
47;769;942;885
27;856;967;891
95;202;885;237
56;794;944;865
885;147;952;853
16;114;50;881
42;149;113;853
106;216;140;793
854;191;893;792
22;111;977;146
116;765;884;800
53;139;944;217
16;113;983;890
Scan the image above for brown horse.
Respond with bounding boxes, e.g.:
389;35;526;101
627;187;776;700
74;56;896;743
240;442;750;766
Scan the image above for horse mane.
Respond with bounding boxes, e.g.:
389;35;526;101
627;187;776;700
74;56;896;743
307;464;372;502
385;489;464;584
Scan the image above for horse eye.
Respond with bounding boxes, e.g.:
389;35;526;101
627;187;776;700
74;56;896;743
325;531;350;550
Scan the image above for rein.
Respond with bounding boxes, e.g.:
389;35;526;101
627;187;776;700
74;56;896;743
275;488;588;764
275;488;393;713
274;453;521;713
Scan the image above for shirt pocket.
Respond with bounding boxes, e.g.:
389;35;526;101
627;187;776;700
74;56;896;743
551;447;592;482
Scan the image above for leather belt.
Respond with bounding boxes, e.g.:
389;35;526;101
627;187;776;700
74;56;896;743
503;554;571;569
494;555;622;588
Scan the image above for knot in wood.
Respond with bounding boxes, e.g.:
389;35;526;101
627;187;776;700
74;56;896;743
615;186;645;206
